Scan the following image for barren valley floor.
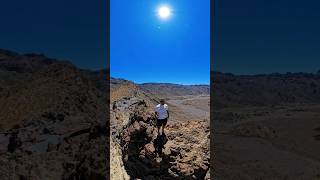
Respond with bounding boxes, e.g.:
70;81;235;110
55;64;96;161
214;104;320;179
167;95;210;121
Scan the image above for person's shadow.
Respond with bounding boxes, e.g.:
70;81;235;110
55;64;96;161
314;127;320;141
153;134;168;156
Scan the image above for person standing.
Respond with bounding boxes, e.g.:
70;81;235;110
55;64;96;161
155;99;169;135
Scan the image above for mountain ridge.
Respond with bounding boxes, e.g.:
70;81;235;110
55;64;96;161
0;49;108;179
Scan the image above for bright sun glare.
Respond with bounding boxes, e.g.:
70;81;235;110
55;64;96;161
158;5;171;19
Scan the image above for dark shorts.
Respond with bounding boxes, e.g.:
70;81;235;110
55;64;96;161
156;118;168;127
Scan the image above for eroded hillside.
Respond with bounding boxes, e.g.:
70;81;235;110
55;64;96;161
0;50;107;179
110;79;210;179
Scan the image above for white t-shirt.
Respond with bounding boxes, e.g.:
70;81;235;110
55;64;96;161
155;104;168;120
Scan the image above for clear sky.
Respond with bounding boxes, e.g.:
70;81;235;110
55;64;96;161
111;0;210;85
213;0;320;75
0;0;107;70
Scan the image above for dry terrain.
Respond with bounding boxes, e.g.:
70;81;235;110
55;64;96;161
212;71;320;179
167;95;210;121
110;78;210;179
214;105;320;179
0;49;108;179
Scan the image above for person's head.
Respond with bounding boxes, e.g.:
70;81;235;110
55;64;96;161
160;99;165;105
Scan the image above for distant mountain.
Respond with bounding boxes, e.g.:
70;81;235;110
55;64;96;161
114;69;320;107
138;83;210;98
212;71;320;108
109;77;210;102
0;49;72;73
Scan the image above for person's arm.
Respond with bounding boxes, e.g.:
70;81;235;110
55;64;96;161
166;110;170;119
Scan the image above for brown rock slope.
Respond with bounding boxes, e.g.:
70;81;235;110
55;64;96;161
0;50;107;179
110;80;210;179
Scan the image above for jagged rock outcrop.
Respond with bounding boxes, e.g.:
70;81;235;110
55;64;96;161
111;96;210;179
110;137;130;180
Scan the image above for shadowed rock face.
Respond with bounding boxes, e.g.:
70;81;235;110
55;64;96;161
0;49;108;179
0;49;57;73
111;96;210;180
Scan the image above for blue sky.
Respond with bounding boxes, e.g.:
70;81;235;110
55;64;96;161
1;0;320;78
213;0;320;75
111;0;210;85
0;0;107;70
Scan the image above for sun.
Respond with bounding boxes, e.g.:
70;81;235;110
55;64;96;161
158;5;171;20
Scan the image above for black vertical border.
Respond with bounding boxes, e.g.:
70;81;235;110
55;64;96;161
106;0;111;179
210;0;214;179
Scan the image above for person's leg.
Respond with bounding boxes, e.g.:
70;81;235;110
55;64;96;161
157;119;162;135
162;118;167;135
162;124;165;135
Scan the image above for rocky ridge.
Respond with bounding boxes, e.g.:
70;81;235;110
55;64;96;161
138;83;209;98
212;71;320;108
0;49;107;179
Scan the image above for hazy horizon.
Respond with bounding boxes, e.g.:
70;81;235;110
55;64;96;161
111;76;210;86
2;47;319;78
